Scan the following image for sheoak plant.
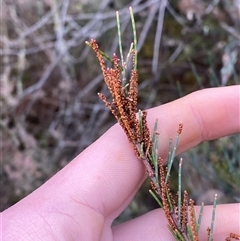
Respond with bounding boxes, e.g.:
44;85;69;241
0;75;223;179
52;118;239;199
86;7;239;241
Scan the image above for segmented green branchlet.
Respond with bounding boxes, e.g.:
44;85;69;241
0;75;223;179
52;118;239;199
129;7;137;71
197;202;204;233
178;158;183;228
208;194;218;241
165;124;182;183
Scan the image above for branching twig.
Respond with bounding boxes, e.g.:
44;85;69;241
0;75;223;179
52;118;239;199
87;7;240;241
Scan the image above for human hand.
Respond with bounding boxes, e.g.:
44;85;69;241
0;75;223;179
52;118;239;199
3;85;240;241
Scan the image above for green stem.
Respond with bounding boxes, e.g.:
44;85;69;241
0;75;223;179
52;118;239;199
129;6;137;70
178;158;183;228
116;11;126;86
208;194;218;241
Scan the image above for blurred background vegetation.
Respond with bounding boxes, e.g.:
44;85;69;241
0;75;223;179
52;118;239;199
1;0;239;224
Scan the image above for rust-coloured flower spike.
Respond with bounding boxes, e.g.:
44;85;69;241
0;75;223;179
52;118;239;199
158;157;176;231
189;199;198;241
90;39;141;146
90;40;107;82
167;187;176;208
181;190;188;230
178;123;183;135
128;50;138;112
141;110;152;153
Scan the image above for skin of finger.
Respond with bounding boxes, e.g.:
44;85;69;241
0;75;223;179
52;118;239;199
3;86;240;240
112;203;240;241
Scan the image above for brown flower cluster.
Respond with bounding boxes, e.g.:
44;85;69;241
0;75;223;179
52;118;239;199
89;39;151;159
88;38;239;241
